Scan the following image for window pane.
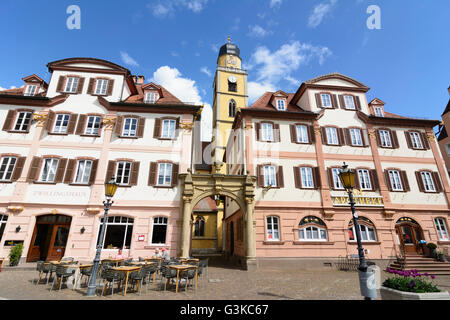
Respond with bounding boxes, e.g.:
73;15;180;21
102;225;127;249
152;224;167;244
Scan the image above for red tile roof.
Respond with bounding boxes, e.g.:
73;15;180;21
124;83;184;105
249;91;311;113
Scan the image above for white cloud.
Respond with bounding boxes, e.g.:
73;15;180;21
231;17;240;31
149;0;209;18
248;24;273;38
308;0;338;28
270;0;282;8
200;67;212;77
211;44;219;53
247;41;332;103
0;85;18;91
120;51;139;67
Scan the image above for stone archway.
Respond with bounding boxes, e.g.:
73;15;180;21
179;169;257;270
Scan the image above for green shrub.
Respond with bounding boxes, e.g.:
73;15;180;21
426;243;437;249
8;243;23;266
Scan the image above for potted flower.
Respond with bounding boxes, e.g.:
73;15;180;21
8;243;23;267
426;243;437;258
381;268;450;300
436;250;445;262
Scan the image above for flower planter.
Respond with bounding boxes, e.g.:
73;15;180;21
380;286;450;300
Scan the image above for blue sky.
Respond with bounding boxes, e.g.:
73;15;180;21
1;0;449;138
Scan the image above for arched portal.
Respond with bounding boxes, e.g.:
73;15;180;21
395;217;425;255
179;169;256;270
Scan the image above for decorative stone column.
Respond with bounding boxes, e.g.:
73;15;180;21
245;197;257;271
180;196;192;258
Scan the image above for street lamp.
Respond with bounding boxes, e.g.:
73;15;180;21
86;177;118;297
338;163;376;300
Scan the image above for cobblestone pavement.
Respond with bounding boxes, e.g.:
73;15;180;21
0;266;449;300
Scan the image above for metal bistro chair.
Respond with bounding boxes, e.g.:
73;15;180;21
123;258;133;266
180;267;197;292
198;258;209;280
129;267;147;295
102;268;125;296
144;263;158;287
78;266;93;287
34;261;44;285
50;265;75;291
159;265;178;292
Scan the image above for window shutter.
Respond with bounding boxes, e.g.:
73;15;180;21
344;128;352;146
404;131;413;149
46;110;55;132
137;117;146;138
171;163;179;187
421;132;430;150
76;78;85;94
273;124;280;142
354;170;361;189
375;129;382;147
27;157;41;182
391;130;399;149
56;76;66;93
361;129;368;147
384;170;393;191
64;159;77;184
432;172;443;193
87;78;96;94
75;115;87;135
54;158;67;183
257;165;264;187
313;167;321;189
89;159;99;185
327;168;335;190
338;95;345;109
338;128;346;146
277;166;284;188
315;93;322;108
354;96;361;110
148;162;157;186
321;127;328;145
400;171;410;192
331;94;339;109
176;117;180;129
308;125;315;144
2;110;16;131
293;167;301;189
130;161;140;186
255;122;261;141
11;157;26;182
370;169;379;191
153;118;161;139
415;171;425;193
114;116;123;136
106;80;114;96
67;114;78;134
106;161;116;182
290;125;297;143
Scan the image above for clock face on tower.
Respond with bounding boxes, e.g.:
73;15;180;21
228;76;237;83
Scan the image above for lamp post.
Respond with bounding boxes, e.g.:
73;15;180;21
86;177;118;297
338;163;375;300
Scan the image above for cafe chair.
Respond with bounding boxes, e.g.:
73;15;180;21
199;258;209;279
50;265;75;292
78;266;93;287
123;258;133;266
144;264;158;287
159;265;178;292
180;267;197;292
102;269;125;296
129;267;147;295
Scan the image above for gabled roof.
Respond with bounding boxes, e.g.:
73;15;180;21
368;98;386;106
304;72;370;89
250;91;312;113
124;83;183;105
47;57;131;74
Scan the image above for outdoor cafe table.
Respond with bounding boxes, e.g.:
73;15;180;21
180;258;199;265
130;261;158;282
102;258;125;267
112;265;142;296
168;264;198;293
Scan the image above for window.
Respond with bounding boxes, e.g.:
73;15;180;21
13;111;32;132
266;216;280;241
73;160;92;184
194;216;205;237
39;158;59;182
349;218;377;242
326;127;339;145
52;114;70;134
161;119;176;139
298;216;327;241
379;130;392;147
357;169;372;190
388;170;403;191
98;216;134;249
350;128;363;146
296;125;309;143
151;217;168;244
157;163;173;186
332;168;344;189
115;161;132;185
0;215;8;242
64;77;79;93
122;118;138;137
229;100;237;117
300;167;314;189
344;95;356;109
276;99;286;111
435;218;449;241
24;85;37;96
421;171;436;192
145;92;158;104
85;116;101;135
263;165;277;187
0;157;17;181
320;94;332;108
374;107;384;117
410;132;424;149
261;123;274;142
95;79;109;95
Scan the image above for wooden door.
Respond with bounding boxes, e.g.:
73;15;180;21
397;225;420;255
46;225;70;261
27;224;51;262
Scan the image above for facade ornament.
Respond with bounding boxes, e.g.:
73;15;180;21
427;133;436;142
50;209;59;215
101;117;116;129
245;124;253;130
86;208;101;215
32;113;47;127
7;206;24;213
179;122;194;131
182;196;192;203
368;130;376;138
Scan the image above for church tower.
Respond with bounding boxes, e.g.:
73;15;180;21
211;38;248;173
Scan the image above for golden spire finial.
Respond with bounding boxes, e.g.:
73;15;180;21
228;36;231;43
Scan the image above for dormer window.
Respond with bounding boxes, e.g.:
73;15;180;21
276;99;286;111
374;106;384;117
64;77;79;93
95;79;109;95
320;94;332;108
24;85;37;96
145;92;158;104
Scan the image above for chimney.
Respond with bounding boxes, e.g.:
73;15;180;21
132;75;137;84
137;75;145;85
